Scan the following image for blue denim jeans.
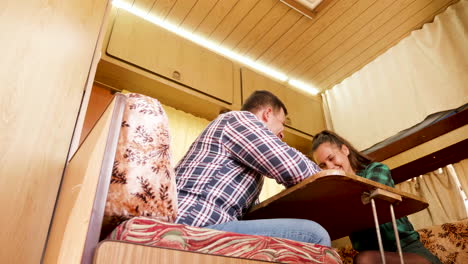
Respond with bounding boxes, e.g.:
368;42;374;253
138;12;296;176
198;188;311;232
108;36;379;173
205;218;331;247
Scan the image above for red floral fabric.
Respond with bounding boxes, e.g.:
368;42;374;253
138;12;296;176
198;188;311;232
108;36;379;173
108;217;342;264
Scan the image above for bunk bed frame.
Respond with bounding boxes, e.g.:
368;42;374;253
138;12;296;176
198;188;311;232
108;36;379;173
363;106;468;184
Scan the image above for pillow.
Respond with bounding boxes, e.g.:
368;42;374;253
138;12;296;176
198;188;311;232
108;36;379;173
418;218;468;264
102;93;178;237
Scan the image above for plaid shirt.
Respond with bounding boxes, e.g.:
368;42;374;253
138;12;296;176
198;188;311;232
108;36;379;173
351;162;420;251
175;111;321;227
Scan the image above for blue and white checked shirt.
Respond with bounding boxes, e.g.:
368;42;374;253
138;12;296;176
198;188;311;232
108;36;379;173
175;111;321;227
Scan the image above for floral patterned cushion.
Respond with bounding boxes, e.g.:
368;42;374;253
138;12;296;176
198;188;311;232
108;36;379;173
335;218;468;264
418;218;468;264
108;216;343;264
102;93;178;237
334;246;357;264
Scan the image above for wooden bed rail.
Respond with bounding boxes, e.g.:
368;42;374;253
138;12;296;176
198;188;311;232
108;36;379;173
94;241;275;264
365;107;468;183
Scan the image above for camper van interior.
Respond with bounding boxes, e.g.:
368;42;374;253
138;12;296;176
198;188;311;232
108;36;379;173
2;0;467;263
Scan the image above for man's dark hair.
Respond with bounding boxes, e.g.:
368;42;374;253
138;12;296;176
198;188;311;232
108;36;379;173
241;90;288;115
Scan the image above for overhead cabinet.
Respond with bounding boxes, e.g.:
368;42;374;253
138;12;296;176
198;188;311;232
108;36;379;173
107;10;234;104
241;68;325;136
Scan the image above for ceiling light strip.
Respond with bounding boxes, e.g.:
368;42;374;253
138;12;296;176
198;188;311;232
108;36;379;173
112;0;319;95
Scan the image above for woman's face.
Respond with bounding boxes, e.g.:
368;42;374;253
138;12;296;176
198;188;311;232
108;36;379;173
313;142;354;174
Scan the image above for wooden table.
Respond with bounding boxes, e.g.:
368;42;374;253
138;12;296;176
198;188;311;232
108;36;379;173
244;170;428;240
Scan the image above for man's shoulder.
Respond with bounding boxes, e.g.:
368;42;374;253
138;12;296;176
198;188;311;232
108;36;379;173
219;111;258;122
223;110;253;117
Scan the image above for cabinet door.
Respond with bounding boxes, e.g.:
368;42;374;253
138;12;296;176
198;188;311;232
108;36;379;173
107;10;234;104
241;68;325;136
0;0;110;263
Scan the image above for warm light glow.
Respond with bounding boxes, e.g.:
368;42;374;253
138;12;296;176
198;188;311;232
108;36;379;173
288;79;320;95
112;0;321;95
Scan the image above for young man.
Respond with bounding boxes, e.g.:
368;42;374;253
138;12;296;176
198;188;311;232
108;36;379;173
175;90;330;246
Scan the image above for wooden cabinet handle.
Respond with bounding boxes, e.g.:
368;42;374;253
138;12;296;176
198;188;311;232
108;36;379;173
172;70;181;80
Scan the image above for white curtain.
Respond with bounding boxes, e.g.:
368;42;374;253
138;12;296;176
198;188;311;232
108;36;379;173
452;158;468;199
259;177;285;202
396;165;467;230
162;105;210;165
324;1;468;150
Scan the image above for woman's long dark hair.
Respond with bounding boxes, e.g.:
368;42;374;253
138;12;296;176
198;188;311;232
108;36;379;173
311;130;372;172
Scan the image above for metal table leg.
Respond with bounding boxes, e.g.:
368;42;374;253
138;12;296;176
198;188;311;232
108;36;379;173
390;204;404;264
370;198;386;264
363;188;405;264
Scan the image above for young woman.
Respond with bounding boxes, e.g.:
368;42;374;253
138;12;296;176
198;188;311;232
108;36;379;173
311;130;441;264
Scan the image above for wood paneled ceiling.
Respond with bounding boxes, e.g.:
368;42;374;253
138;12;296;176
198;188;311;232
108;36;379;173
120;0;459;92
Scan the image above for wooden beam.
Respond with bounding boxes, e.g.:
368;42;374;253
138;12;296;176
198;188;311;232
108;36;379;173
391;139;468;184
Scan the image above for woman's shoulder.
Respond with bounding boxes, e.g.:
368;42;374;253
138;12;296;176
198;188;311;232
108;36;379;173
365;162;390;171
358;162;394;186
358;162;391;178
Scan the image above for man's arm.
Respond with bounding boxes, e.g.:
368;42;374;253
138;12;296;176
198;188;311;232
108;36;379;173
222;112;320;187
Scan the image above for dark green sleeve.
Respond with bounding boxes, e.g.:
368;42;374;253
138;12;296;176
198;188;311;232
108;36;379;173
360;162;395;188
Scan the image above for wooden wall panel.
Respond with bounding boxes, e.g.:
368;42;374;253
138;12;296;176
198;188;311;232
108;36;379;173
194;0;239;37
221;0;277;49
207;0;258;44
148;0;177;20
244;9;302;59
180;0;219;32
0;0;110;263
266;0;358;72
107;10;234;104
80;83;115;145
316;0;459;89
43;98;120;264
44;99;113;263
164;0;198;26
111;0;458;91
280;0;375;74
94;241;275;264
233;2;290;54
290;0;397;77
132;0;156;12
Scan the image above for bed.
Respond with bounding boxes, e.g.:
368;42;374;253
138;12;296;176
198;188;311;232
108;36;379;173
362;103;468;184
